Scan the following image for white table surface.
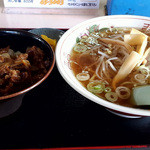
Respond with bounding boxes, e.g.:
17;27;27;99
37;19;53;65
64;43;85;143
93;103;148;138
0;0;107;29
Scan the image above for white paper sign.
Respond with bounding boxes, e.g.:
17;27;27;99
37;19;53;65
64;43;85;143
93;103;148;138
4;0;100;9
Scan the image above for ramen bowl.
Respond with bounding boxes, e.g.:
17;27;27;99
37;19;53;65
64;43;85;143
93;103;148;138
56;15;150;118
0;29;55;118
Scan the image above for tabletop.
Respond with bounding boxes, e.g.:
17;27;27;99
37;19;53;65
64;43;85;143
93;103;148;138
0;65;150;149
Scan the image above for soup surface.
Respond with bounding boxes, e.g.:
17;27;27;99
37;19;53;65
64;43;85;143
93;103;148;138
70;26;150;107
0;46;50;96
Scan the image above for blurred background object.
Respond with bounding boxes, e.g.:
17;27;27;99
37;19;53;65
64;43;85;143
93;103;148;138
0;0;106;29
107;0;150;16
3;0;100;15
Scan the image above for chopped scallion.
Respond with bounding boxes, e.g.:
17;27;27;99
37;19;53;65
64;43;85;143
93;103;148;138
104;87;112;93
105;92;118;102
99;28;109;32
74;44;87;53
76;37;80;43
87;81;105;93
88;25;99;33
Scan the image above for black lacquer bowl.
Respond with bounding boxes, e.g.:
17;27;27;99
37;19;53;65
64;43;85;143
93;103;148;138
0;29;55;118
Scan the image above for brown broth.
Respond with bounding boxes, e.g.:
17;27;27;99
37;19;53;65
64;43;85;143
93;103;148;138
70;27;150;108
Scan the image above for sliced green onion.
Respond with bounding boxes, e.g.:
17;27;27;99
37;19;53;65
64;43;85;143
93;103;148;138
134;74;147;84
86;37;98;45
107;50;112;55
87;81;105;94
88;25;99;33
99;28;109;32
1;53;10;58
74;44;87;53
76;37;80;43
8;49;15;57
115;86;131;99
76;73;90;81
108;44;112;48
94;85;101;90
137;65;149;77
111;28;118;33
104;87;112;93
105;92;118;102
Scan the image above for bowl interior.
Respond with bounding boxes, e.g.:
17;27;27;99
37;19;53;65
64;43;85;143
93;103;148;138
0;29;54;99
0;30;53;59
56;15;150;116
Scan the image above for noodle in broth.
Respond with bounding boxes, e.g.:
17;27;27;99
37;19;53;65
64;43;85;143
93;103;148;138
70;26;150;108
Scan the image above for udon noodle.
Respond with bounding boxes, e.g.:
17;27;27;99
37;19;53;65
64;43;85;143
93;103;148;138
70;25;150;107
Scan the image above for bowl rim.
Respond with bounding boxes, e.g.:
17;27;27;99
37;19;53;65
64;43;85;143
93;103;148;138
29;28;65;42
0;29;55;100
56;15;150;117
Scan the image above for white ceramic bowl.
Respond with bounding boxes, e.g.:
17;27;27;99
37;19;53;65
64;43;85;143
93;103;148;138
56;15;150;118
